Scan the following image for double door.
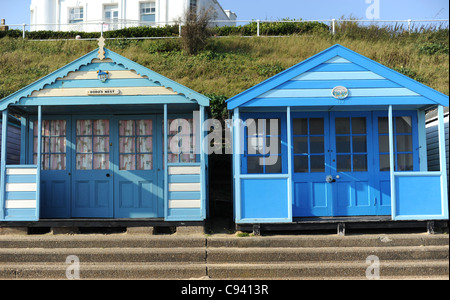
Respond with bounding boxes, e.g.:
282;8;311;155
292;112;381;217
35;115;163;219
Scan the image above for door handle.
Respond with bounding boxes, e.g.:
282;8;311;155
106;173;111;177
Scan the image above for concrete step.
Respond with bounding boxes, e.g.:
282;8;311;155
207;234;449;248
0;235;206;249
207;260;450;279
0;262;206;280
207;246;449;263
0;248;206;263
0;233;447;280
1;233;447;249
1;260;447;280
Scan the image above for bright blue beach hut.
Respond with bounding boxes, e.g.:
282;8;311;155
0;39;209;224
227;44;449;228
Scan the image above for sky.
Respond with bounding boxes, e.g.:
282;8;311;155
0;0;448;26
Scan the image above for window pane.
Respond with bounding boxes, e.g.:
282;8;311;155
50;154;66;171
293;118;307;135
76;137;92;153
397;154;413;171
378;117;388;134
396;117;412;133
265;157;282;173
266;119;281;136
379;154;390;171
337;155;351;172
336;136;351;153
309;118;324;135
137;120;152;135
142;14;155;22
248;137;264;155
77;120;92;135
120;154;136;170
137;154;153;170
396;135;412;152
335;118;350;134
50;137;66;153
51;120;66;136
310;155;325;172
310;136;324;154
94;136;109;153
353;155;367;172
77;154;92;170
138;137;153;153
94;119;109;135
294;156;308;173
352;117;366;134
120;137;135;153
94;154;110;170
352;136;367;153
293;137;308;154
119;120;135;136
378;135;389;153
247;156;264;174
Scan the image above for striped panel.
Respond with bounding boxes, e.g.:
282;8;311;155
277;80;401;89
323;56;352;64
6;168;37;175
168;182;201;192
167;165;202;209
168;166;201;175
258;88;419;98
169;200;201;209
5;200;36;209
59;70;144;80
292;71;385;81
49;79;160;89
30;86;177;97
4;167;38;211
5;183;37;192
308;63;367;72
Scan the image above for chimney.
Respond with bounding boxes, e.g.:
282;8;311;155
0;19;9;31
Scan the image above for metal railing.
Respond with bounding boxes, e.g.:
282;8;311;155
1;18;448;40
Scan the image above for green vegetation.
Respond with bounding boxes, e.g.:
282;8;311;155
1;23;448;119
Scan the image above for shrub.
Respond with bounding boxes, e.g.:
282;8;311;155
180;8;213;55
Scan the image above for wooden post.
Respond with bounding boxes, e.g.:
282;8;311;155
0;109;8;220
388;105;396;220
163;104;168;220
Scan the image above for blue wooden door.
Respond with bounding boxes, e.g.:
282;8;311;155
292;112;378;217
31;117;71;218
330;112;375;216
113;116;163;218
71;117;113;218
292;112;332;217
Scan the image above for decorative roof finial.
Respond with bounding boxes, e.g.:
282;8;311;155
97;36;106;60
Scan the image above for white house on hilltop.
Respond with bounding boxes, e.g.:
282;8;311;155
30;0;237;31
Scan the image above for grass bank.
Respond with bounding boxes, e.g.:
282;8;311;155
1;31;448;115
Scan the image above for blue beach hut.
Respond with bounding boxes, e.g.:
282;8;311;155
0;40;209;224
227;44;449;228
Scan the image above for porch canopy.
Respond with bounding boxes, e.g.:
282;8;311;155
227;44;449;223
0;45;209;221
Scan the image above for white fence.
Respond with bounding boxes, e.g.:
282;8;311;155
2;18;449;40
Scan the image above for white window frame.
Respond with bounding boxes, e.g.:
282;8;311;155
140;1;156;22
69;7;84;24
